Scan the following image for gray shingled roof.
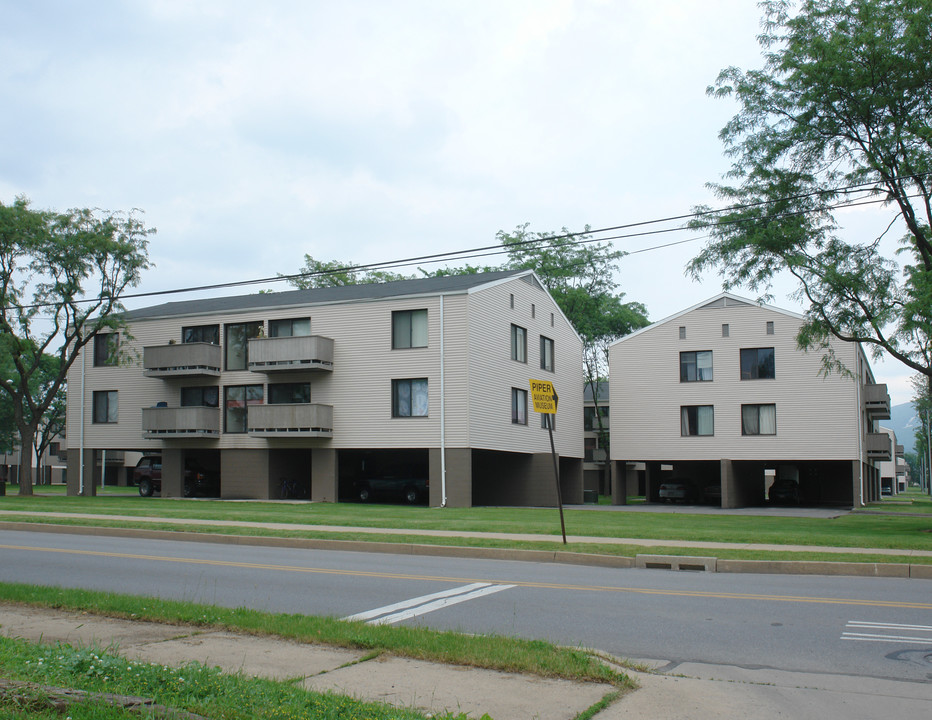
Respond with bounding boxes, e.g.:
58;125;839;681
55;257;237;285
124;269;527;320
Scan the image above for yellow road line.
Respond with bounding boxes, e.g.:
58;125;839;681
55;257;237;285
3;543;931;610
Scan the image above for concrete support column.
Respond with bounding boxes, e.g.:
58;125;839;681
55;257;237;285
721;458;738;509
433;447;471;508
66;448;97;496
311;449;338;502
160;449;184;498
560;456;584;505
852;460;862;507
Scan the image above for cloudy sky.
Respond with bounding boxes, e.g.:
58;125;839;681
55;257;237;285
0;1;916;403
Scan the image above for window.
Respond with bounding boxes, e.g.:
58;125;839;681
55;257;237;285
740;347;775;379
679;326;686;340
680;351;713;382
181;386;219;407
722;324;729;337
182;325;219;344
766;321;775;335
392;309;428;349
540;336;554;372
93;334;119;367
392;378;428;417
584;406;609;431
541;413;555;430
92;391;118;423
269;382;311;404
224;385;263;433
551;312;554;327
511;324;527;363
511;388;527;425
510;293;514;309
742;404;777;436
225;322;263;370
681;405;713;436
531;303;536;318
269;318;310;337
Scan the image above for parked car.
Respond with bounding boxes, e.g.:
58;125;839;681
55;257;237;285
658;479;697;503
354;465;428;504
133;456;219;498
768;477;800;505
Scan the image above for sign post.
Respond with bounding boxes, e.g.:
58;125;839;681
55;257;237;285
530;379;566;545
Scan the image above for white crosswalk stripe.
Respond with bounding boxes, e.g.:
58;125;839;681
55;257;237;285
343;582;516;625
841;620;932;645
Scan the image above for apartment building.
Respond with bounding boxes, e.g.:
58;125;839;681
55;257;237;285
65;270;584;507
608;293;891;508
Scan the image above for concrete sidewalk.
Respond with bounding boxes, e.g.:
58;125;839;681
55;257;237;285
3;605;931;720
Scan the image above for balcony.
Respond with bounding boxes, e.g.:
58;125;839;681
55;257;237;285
865;432;892;461
895;444;905;457
144;343;221;378
248;335;334;373
142;406;220;438
863;383;891;420
247;403;333;437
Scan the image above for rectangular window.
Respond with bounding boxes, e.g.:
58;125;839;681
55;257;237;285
584;406;609;431
740;347;776;380
680;351;713;382
92;390;118;423
392;309;428;349
93;334;119;367
722;324;729;337
681;405;713;436
531;303;536;318
511;388;527;425
742;404;777;435
268;382;311;404
541;413;555;429
679;326;686;340
224;385;263;433
182;325;219;344
511;324;527;363
225;322;263;370
392;378;428;417
181;386;219;407
269;318;311;337
540;336;554;372
766;321;775;335
551;312;554;327
510;293;514;309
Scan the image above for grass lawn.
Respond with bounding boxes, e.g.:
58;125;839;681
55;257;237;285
2;487;931;556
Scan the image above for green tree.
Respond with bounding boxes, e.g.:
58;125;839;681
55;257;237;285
0;197;152;495
283;255;411;289
689;0;932;379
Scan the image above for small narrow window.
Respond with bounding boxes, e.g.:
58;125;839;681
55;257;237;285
679;326;686;340
511;324;527;363
510;293;514;309
540;336;554;372
531;303;536;319
511;388;527;425
766;321;774;335
550;312;554;327
722;324;729;337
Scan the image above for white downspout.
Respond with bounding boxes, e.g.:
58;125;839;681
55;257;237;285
79;344;85;495
440;294;447;507
855;353;864;507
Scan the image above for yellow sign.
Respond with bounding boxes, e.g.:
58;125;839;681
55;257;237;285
529;379;558;414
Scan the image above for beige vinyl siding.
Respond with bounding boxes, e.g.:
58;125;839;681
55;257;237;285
610;302;861;462
466;277;583;458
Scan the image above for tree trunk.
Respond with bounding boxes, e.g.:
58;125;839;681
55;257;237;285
16;423;35;496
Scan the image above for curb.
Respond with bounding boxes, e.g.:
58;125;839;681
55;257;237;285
1;520;929;578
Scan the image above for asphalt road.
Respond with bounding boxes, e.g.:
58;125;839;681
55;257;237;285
2;528;931;685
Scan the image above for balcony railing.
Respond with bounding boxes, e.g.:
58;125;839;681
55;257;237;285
865;432;892;461
863;383;891;420
142;406;220;438
248;335;334;373
247;403;333;437
144;343;222;378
